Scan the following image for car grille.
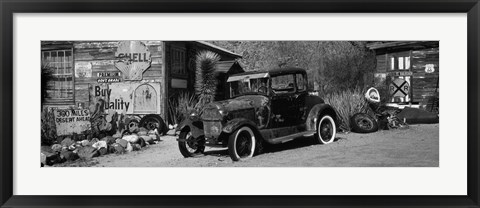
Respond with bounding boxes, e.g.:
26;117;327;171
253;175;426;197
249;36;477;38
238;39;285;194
204;121;222;138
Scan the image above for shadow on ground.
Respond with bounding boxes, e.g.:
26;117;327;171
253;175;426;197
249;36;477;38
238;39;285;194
202;136;346;156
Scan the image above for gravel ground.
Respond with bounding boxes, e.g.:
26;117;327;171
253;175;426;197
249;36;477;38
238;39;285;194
87;124;439;167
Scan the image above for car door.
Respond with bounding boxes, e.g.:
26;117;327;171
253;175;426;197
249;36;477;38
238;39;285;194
292;73;308;124
270;74;296;127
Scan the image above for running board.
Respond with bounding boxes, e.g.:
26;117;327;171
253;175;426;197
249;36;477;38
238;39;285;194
267;130;316;144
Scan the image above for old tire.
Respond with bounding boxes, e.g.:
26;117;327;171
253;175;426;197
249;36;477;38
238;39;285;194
140;114;167;135
350;113;378;133
315;115;336;144
178;129;205;158
228;126;256;161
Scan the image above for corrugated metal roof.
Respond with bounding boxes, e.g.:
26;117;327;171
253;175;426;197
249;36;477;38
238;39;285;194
216;60;237;73
227;73;269;82
195;41;242;58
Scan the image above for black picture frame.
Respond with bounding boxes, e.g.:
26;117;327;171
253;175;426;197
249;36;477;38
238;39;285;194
1;0;479;207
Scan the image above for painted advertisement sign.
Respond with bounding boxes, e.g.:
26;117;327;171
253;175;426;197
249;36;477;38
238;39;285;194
91;82;161;115
97;72;121;83
75;62;92;78
114;41;152;80
54;109;92;136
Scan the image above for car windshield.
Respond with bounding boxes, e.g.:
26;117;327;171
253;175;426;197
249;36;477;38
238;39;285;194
229;77;269;98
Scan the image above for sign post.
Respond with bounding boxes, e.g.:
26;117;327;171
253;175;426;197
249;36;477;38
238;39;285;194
389;78;410;98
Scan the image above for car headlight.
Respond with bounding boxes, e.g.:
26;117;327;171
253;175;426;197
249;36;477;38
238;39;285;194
219;110;226;116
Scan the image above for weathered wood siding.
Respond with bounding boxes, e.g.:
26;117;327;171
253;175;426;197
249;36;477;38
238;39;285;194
373;47;439;109
411;48;439;108
73;41;165;118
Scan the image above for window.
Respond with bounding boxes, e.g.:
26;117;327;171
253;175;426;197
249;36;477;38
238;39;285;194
229;78;268;97
42;49;74;101
171;47;186;76
271;74;295;93
296;73;306;91
390;56;411;70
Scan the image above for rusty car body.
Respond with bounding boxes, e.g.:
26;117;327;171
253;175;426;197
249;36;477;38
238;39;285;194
177;67;338;161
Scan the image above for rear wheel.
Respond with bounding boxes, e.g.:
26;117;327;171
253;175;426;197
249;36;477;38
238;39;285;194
140;114;167;135
315;115;336;144
178;129;205;158
350;113;379;133
228;126;256;161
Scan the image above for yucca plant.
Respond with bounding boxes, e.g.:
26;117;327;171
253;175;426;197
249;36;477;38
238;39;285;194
323;87;370;132
194;51;220;110
168;92;199;125
41;107;57;145
41;62;54;104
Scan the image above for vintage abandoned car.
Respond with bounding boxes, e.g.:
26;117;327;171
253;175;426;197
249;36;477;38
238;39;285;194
177;67;338;161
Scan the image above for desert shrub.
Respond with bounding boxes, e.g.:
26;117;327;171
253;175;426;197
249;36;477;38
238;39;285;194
323;87;370;132
168;92;198;125
41;107;57;145
195;51;220;109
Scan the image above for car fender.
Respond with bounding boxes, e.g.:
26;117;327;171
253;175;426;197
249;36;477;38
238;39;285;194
306;103;337;131
176;118;204;139
222;118;258;134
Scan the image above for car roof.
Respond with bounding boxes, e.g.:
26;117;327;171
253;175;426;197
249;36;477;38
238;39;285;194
229;67;306;77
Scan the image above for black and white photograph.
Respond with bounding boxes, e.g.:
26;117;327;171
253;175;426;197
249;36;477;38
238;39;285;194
40;40;440;167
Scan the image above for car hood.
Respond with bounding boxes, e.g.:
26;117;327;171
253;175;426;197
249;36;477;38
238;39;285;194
207;95;269;112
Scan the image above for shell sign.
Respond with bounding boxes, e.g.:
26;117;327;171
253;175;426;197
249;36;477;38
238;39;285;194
114;41;152;80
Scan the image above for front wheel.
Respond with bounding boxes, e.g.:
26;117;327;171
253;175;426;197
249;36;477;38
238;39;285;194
228;126;256;161
315;115;336;144
178;130;205;158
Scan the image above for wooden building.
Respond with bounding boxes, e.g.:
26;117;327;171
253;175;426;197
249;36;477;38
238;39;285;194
41;41;242;128
366;41;439;112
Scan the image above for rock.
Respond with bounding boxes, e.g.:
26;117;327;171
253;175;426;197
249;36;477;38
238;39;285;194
132;143;142;151
149;134;159;142
112;133;122;139
61;137;75;147
60;150;79;161
77;146;99;160
141;135;154;145
138;127;148;133
101;136;116;145
81;140;90;147
166;129;176;136
122;134;139;143
45;152;64;165
75;143;83;149
98;147;108;156
126;142;133;152
68;144;76;151
51;144;62;152
88;138;99;146
111;143;125;154
108;145;116;154
115;139;128;148
92;141;107;150
137;131;147;136
40;152;46;165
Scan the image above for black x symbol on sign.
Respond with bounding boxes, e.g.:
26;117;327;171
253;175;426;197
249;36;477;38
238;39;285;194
392;81;408;96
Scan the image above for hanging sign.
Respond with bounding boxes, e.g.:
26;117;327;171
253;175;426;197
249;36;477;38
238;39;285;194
425;64;435;73
388;71;413;76
75;62;92;78
389;78;410;98
114;41;152;80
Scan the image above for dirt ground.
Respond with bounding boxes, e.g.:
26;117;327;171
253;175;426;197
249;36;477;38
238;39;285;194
79;124;439;167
